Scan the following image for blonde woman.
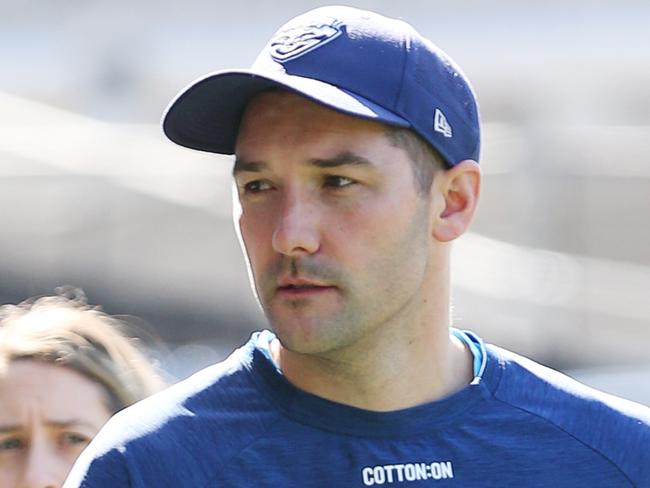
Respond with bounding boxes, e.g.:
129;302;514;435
0;290;164;488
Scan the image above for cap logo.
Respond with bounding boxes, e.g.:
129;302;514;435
269;18;343;62
434;108;453;138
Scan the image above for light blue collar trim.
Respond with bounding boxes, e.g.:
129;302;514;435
255;329;281;372
451;327;487;385
255;328;486;384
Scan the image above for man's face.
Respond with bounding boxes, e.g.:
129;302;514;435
234;92;435;356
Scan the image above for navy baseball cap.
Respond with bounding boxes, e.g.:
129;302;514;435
163;5;480;167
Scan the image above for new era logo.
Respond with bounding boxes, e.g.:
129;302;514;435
434;109;452;138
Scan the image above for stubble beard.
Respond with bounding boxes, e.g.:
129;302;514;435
252;256;368;356
249;202;433;358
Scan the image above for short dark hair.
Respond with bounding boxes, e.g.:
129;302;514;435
385;127;445;196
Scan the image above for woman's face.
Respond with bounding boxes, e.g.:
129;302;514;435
0;360;112;488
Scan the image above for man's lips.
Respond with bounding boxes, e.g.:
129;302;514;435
277;277;329;287
276;285;336;298
275;278;336;297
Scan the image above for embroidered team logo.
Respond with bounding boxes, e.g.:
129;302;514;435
269;18;344;62
434;108;453;138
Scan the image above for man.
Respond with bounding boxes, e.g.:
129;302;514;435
65;6;649;487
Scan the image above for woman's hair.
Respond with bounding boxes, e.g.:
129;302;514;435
0;288;165;414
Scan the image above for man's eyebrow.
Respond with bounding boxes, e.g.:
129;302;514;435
308;152;374;169
232;159;267;175
232;152;373;176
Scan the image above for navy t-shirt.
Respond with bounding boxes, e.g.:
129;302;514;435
64;331;650;487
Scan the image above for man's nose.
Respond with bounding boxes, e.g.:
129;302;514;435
271;192;320;256
20;444;65;488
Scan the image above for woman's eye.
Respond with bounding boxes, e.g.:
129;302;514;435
60;432;90;447
324;175;355;188
242;180;273;193
0;438;25;451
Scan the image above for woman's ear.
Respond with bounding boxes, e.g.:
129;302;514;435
431;159;481;242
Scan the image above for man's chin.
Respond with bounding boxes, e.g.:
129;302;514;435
270;319;342;356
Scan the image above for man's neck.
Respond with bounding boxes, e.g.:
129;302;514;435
269;247;474;411
270;319;474;412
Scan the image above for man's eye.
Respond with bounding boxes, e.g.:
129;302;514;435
324;175;355;188
60;432;90;447
243;180;272;193
0;437;25;451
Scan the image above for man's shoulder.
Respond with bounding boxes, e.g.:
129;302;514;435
486;344;650;421
485;344;650;483
113;341;278;440
65;340;282;486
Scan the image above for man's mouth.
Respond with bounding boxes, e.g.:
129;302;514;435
276;281;336;297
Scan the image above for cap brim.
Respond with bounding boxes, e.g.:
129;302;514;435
162;69;410;154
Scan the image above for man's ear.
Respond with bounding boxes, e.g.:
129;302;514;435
431;159;481;242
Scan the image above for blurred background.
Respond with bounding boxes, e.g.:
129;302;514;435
1;0;649;403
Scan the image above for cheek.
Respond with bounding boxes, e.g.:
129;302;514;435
333;198;416;245
338;201;429;271
240;214;272;255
